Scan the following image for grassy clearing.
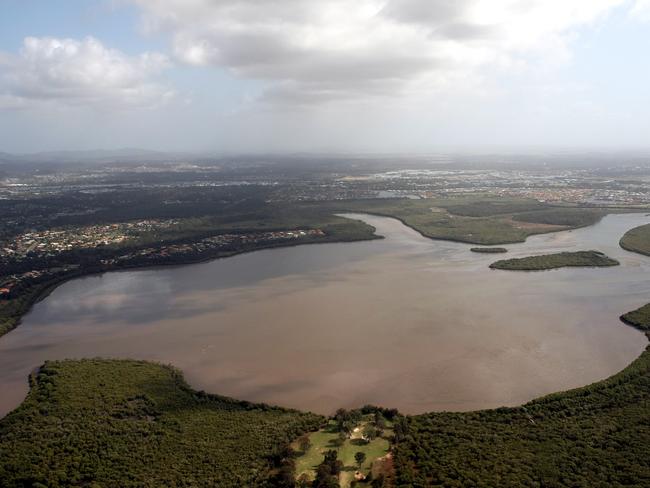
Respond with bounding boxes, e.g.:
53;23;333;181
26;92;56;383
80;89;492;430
489;250;620;271
620;222;650;256
293;418;392;487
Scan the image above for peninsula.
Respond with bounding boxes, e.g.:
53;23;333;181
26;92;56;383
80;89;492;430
620;223;650;256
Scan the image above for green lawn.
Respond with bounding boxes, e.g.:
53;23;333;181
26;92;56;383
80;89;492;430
293;419;392;487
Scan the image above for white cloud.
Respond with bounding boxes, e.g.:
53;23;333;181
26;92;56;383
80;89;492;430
0;36;173;109
132;0;625;105
630;0;650;20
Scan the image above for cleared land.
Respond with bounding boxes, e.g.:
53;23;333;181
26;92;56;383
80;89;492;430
470;247;507;253
620;222;650;256
293;418;392;487
490;250;619;271
0;359;322;488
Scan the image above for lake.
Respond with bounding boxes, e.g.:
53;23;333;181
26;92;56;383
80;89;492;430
1;213;649;416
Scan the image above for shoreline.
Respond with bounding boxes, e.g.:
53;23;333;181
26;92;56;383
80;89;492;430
2;211;650;485
2;206;614;339
0;230;384;339
335;208;606;246
1;212;649;419
7;305;649;418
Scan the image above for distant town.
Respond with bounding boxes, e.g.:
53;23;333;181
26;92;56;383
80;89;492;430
1;156;649;304
3;161;649;207
0;225;324;299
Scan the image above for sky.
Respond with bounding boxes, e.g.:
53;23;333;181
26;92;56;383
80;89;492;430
0;0;649;154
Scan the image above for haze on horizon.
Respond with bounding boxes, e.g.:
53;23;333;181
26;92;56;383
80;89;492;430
1;0;650;154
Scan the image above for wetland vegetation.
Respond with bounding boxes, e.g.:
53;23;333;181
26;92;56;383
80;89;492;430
1;196;649;487
319;197;607;245
621;302;650;331
0;195;610;342
470;247;507;253
489;250;620;271
620;223;650;256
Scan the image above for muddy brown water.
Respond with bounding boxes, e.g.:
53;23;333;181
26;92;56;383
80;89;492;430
1;213;649;416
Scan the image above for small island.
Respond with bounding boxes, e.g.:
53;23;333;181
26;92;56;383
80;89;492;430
470;247;508;253
490;250;619;271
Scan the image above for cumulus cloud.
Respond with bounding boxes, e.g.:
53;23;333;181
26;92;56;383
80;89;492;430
0;36;173;109
132;0;625;105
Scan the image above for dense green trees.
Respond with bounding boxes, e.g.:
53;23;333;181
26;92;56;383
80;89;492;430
363;424;379;442
0;359;322;487
334;408;363;434
621;303;650;332
490;250;619;271
2;190;648;486
3;306;649;487
299;436;312;454
470;247;507;253
313;451;342;488
511;208;605;227
355;452;366;468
